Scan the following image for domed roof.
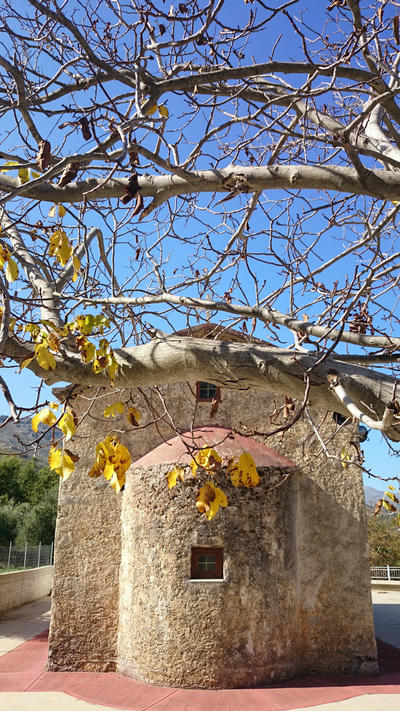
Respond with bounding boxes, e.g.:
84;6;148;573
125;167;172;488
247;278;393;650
133;426;295;469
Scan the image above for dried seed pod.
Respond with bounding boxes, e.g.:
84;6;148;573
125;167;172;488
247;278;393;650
36;140;51;172
79;117;92;141
131;194;144;216
58;163;80;188
394;15;400;44
129;151;139;167
121;173;140;204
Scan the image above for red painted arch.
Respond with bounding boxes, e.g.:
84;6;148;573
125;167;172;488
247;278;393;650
133;425;295;469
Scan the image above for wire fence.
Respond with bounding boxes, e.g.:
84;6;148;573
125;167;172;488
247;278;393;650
370;566;400;581
0;542;53;572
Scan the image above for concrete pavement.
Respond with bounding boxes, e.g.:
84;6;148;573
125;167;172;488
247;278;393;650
0;590;399;711
0;596;50;656
372;588;400;649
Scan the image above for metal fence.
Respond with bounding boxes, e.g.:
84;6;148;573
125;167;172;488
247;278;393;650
0;542;53;572
371;566;400;580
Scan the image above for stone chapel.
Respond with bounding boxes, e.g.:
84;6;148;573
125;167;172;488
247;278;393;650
47;325;377;688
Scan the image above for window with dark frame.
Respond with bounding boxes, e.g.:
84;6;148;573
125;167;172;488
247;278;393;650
196;381;221;402
191;546;223;579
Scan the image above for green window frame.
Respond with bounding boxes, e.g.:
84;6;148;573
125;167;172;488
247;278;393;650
196;381;221;402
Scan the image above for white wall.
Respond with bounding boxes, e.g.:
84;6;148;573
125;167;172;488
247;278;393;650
0;566;53;612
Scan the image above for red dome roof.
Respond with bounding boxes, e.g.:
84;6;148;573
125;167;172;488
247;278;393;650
133;426;295;469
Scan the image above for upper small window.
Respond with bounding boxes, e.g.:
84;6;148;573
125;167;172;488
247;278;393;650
196;381;221;402
191;546;223;579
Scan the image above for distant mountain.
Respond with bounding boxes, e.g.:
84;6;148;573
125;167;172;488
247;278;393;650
0;415;52;460
364;484;386;512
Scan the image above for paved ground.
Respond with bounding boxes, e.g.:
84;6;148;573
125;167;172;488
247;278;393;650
372;588;400;649
0;590;399;711
0;596;50;656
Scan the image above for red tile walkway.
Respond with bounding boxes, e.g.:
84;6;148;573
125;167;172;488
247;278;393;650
0;630;400;710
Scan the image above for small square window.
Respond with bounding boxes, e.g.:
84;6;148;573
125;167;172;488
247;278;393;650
191;546;223;579
196;382;221;402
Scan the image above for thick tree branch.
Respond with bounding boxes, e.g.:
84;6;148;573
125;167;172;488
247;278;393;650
2;216;61;325
56;292;400;350
3;334;400;440
3;164;400;204
327;370;398;432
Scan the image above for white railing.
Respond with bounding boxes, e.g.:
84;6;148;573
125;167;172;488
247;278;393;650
371;566;400;580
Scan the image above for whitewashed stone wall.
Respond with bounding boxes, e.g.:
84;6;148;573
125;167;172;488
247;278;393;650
0;566;53;613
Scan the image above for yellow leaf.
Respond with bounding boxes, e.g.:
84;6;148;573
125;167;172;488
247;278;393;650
103;460;116;480
58;204;66;218
48;446;61;469
48;446;76;480
32;406;57;432
64;447;79;464
113;442;131;474
5;257;18;282
84;314;95;333
35;344;56;371
48;205;57;218
96;436;115;462
75;335;95;363
72;254;81;282
93;340;114;374
58;408;76;441
0;245;12;270
166;466;185;489
341;446;351;469
190;458;198;477
0;161;18;171
190;447;222;475
126;406;141;426
57;232;72;266
386;491;399;503
88;463;103;478
110;471;125;493
158;105;169;118
382;499;397;513
104;401;125;418
196;482;228;520
108;354;118;381
20;355;35;371
46;332;60;353
30;170;40;179
18;167;29;184
228;452;260;488
89;435;131;492
388;485;396;491
49;228;62;253
83;341;95;363
145;104;158;115
0;244;8;269
48;228;72;266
